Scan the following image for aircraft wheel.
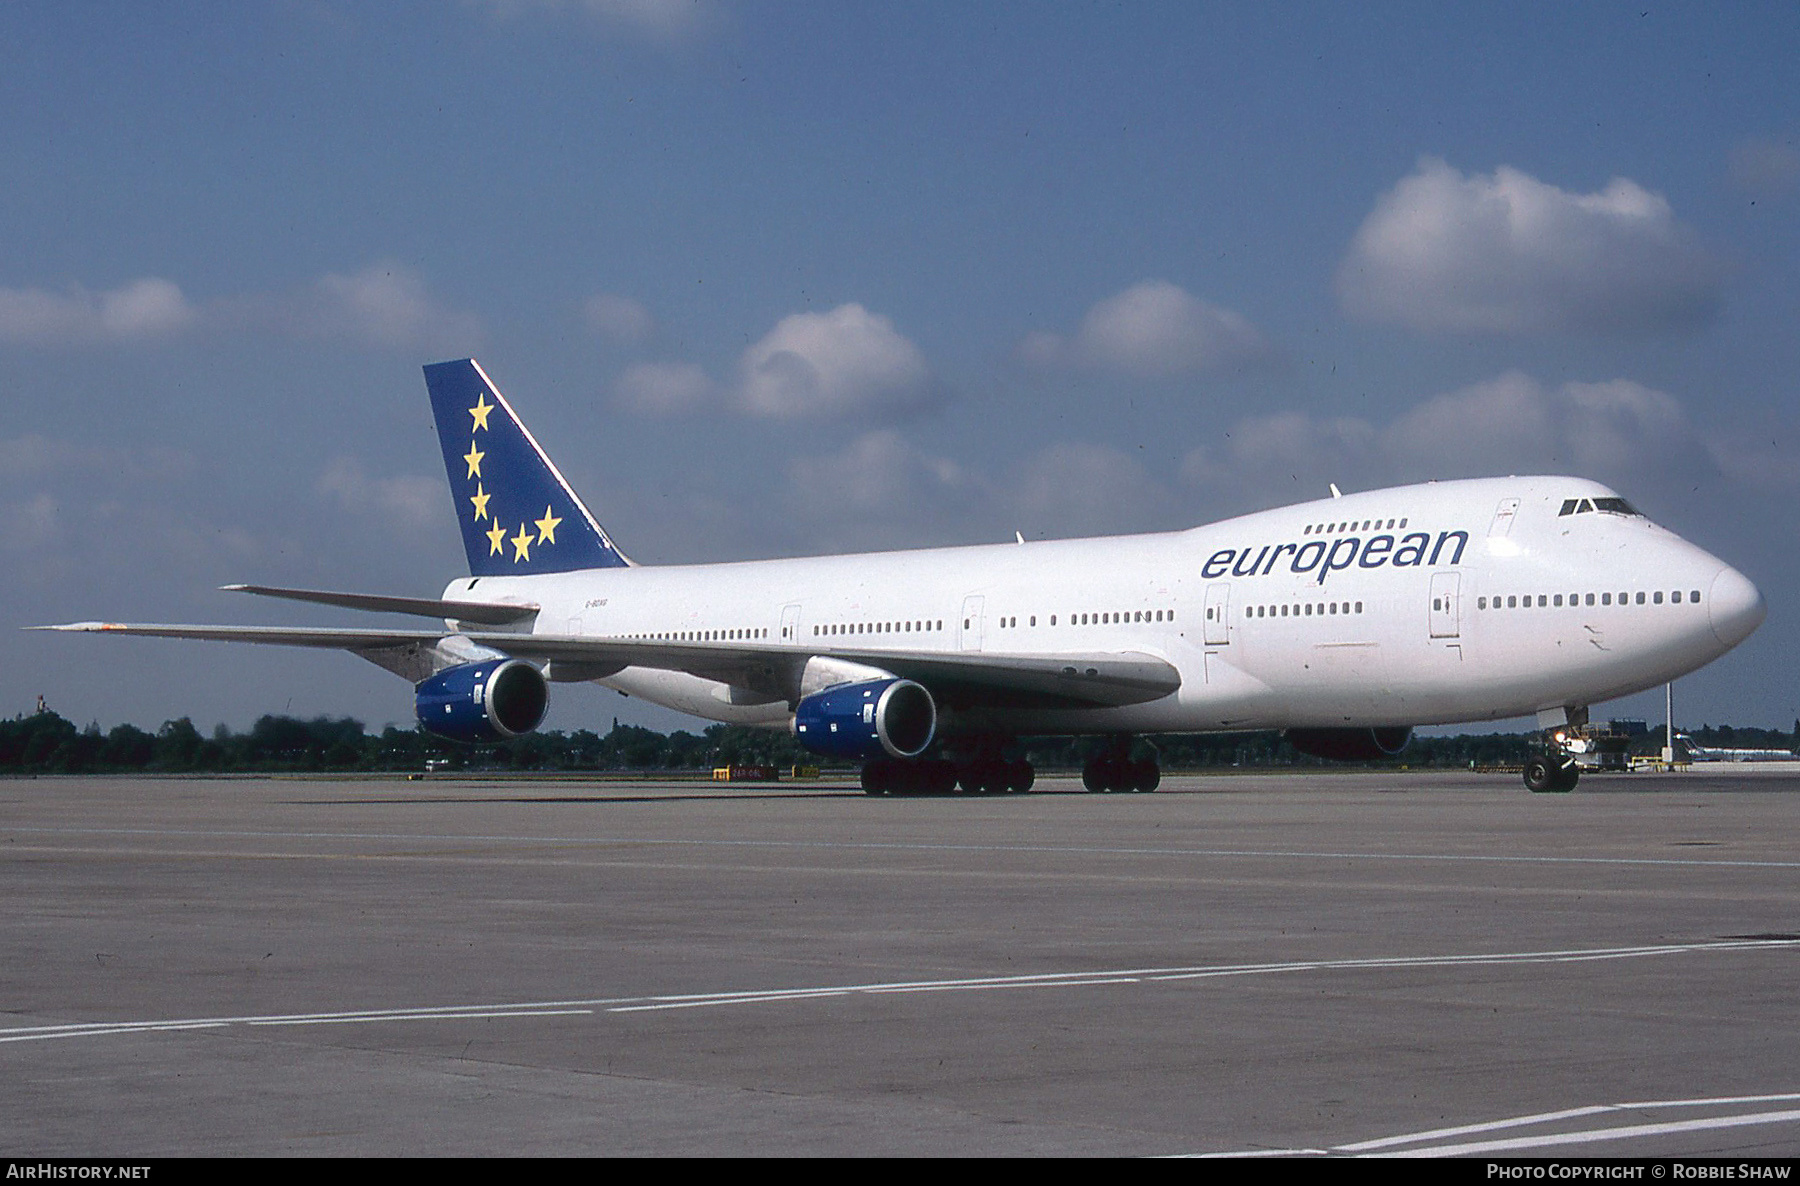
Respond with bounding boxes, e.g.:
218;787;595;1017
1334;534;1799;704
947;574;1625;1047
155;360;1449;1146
1007;760;1035;793
1130;759;1161;793
861;761;889;795
1553;762;1580;792
1523;756;1570;793
1082;760;1105;792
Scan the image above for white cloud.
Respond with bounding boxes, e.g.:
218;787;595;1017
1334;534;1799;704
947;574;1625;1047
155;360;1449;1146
1181;372;1711;513
782;430;975;552
0;493;61;555
472;0;718;39
306;263;483;351
317;457;445;530
787;430;966;516
738;303;939;420
1337;158;1724;336
612;361;715;415
782;433;1177;548
1020;280;1270;378
1729;136;1800;200
0;435;192;484
1004;443;1174;538
584;292;655;344
1180;412;1382;497
0;278;197;345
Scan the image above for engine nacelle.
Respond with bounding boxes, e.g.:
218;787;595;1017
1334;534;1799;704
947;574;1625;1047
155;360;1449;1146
793;678;936;760
416;659;549;742
1286;726;1413;762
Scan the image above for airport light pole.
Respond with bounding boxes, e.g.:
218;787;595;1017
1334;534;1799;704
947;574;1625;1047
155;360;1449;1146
1663;681;1676;767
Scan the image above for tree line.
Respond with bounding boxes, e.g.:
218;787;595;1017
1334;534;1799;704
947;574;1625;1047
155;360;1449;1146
1;707;1793;776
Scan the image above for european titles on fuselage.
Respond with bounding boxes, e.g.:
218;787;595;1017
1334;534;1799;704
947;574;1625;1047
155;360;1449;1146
1201;530;1470;584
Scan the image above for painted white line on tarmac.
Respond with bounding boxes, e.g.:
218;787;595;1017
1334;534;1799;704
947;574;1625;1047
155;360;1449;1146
1382;1107;1800;1157
12;824;1800;870
1192;1091;1800;1157
3;937;1793;1044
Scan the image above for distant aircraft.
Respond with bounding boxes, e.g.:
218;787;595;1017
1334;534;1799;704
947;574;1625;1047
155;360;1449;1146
1678;735;1796;763
41;360;1765;794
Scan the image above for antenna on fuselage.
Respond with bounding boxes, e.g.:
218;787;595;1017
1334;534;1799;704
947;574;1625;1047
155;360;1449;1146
1329;483;1342;499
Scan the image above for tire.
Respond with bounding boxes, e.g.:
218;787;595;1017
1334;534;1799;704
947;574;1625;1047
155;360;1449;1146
861;761;888;795
1523;755;1573;793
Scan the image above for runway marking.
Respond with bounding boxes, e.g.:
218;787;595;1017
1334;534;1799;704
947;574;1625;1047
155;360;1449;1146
1192;1092;1800;1157
12;823;1800;870
1;938;1793;1044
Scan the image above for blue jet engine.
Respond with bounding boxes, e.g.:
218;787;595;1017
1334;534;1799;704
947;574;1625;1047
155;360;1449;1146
793;678;936;761
416;659;549;742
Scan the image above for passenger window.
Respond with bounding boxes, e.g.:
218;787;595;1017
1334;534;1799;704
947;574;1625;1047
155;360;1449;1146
1654;591;1663;604
1636;592;1646;605
1602;593;1611;605
1478;597;1487;609
1554;594;1563;607
1690;590;1700;603
1537;595;1547;607
1586;594;1595;606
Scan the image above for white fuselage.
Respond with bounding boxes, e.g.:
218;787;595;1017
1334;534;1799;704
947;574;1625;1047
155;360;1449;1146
440;477;1764;737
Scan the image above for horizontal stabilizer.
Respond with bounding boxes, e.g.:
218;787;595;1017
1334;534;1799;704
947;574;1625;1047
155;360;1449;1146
223;584;538;626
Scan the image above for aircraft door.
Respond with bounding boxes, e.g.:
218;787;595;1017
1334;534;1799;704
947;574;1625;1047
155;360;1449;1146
1489;497;1520;537
1429;572;1461;639
780;603;802;644
959;595;984;651
1203;582;1231;645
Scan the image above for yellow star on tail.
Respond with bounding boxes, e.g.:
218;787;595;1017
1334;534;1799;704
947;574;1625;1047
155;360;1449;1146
511;523;533;562
463;441;484;479
535;505;562;545
469;393;494;433
486;522;507;556
469;484;491;521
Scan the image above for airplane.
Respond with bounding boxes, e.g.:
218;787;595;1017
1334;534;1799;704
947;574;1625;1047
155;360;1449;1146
1678;735;1797;763
39;359;1766;795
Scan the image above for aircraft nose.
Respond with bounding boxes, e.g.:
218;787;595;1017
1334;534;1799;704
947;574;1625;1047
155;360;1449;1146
1708;566;1765;650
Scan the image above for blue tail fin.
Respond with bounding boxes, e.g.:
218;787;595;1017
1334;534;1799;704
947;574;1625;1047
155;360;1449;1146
424;359;632;576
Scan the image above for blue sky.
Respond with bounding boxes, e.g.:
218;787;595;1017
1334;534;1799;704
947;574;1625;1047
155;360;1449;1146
5;1;1797;735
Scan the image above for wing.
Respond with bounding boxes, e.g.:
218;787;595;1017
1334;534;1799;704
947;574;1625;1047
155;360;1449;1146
34;622;1181;710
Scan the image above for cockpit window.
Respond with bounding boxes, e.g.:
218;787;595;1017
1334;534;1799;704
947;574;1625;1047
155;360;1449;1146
1560;496;1641;517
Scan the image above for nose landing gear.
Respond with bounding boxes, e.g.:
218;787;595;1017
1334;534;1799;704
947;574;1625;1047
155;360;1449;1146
1523;751;1580;793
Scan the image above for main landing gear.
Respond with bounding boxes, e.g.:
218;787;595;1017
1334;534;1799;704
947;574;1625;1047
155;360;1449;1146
860;740;1035;796
1081;735;1161;793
